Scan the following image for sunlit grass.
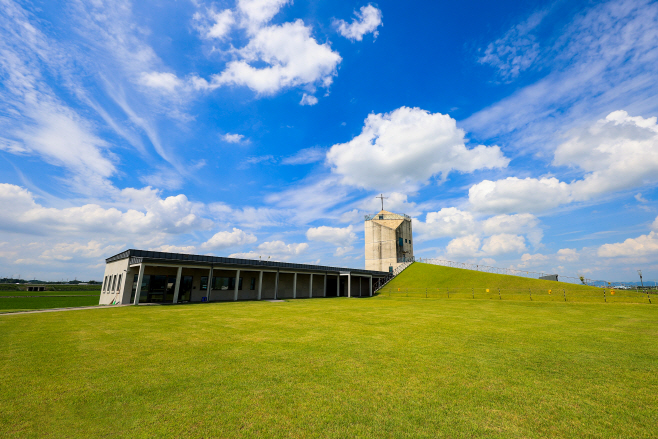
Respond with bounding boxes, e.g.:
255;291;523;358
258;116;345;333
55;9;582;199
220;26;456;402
384;263;652;303
1;296;656;438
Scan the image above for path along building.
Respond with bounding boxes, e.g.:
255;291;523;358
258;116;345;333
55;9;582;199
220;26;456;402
99;249;389;305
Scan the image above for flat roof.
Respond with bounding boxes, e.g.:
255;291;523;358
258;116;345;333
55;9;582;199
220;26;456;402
106;249;388;276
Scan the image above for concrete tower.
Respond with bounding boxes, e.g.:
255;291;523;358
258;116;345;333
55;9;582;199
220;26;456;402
364;210;414;272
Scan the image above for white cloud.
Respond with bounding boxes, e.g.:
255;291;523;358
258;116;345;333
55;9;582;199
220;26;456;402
446;235;481;257
222;133;247;144
212;21;341;95
415;208;476;240
229;240;308;260
465;0;658;156
326;107;509;191
0;184;212;237
515;252;550;269
306;225;357;246
469;111;658;213
360;192;419;215
414;208;542;249
334;5;383;41
478;10;546;81
482;213;542;246
334;246;354;256
139;72;183;92
300;93;318;106
481;234;526;255
598;231;658;257
557;248;579;262
237;0;292;30
469;177;572;214
151;244;197;254
195;8;235;40
281;147;325;165
201;228;257;250
0;7;118;196
635;193;648;203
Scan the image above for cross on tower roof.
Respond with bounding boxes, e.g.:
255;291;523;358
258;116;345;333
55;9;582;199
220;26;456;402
376;193;388;211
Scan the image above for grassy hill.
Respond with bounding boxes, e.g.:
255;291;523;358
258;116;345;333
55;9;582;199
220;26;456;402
382;263;647;303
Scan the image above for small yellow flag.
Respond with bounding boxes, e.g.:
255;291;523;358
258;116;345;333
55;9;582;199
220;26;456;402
611;290;615;295
548;289;552;294
486;288;489;293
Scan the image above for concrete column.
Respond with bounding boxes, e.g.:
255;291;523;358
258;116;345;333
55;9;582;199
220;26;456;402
207;266;213;301
348;272;351;298
172;266;182;304
323;274;327;297
274;270;279;300
336;274;340;297
234;269;240;301
369;276;373;297
293;272;297;299
134;264;145;305
257;271;263;300
309;274;313;298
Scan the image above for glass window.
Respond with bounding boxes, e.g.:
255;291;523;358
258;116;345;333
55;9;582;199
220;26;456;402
379;215;384;219
398;237;403;247
111;275;117;291
250;277;256;290
212;277;230;290
139;275;151;303
200;276;208;291
229;277;243;290
116;274;122;293
103;276;108;292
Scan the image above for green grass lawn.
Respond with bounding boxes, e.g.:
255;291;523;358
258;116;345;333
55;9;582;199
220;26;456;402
384;263;652;303
0;290;102;297
1;297;656;438
0;294;101;312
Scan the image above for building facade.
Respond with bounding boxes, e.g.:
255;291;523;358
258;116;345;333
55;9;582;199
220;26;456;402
364;210;414;272
99;249;388;305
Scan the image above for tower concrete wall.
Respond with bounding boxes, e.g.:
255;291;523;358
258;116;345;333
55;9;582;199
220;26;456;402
365;210;414;272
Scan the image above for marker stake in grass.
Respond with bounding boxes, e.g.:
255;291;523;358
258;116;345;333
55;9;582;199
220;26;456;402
529;288;532;301
498;288;501;300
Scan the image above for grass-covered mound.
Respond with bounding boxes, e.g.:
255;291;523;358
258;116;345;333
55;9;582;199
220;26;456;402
383;263;647;303
1;297;656;438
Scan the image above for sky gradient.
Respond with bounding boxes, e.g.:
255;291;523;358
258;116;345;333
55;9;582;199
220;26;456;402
1;0;658;283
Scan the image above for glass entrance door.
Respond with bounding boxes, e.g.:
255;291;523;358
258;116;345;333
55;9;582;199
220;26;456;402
177;276;193;302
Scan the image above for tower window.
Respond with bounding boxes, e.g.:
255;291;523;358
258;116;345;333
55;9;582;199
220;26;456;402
399;237;403;247
379;215;384;219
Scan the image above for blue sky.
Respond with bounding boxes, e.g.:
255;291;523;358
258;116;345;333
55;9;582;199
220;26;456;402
1;0;658;283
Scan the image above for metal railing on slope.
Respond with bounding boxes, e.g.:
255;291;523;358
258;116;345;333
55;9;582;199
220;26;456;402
373;261;414;293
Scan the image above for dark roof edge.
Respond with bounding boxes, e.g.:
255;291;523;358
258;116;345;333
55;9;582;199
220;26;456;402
106;249;388;276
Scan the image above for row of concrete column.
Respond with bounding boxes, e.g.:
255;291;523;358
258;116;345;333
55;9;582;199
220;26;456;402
132;264;373;305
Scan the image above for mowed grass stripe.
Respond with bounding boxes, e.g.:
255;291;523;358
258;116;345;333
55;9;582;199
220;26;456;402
0;295;101;312
0;297;656;438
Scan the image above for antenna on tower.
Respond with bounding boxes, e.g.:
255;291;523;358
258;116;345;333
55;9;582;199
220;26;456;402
375;193;388;211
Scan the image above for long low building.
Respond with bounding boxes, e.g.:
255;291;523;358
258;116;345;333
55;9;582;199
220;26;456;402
99;249;389;305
